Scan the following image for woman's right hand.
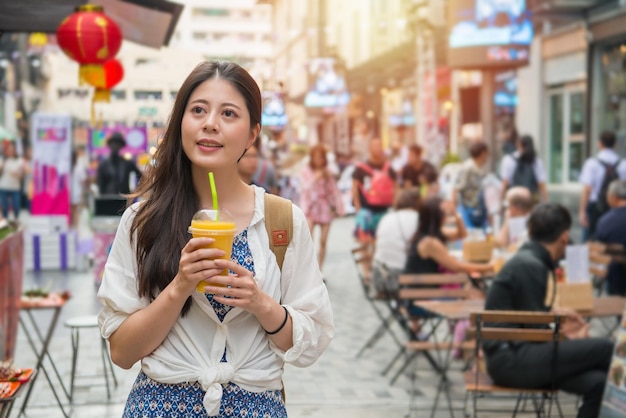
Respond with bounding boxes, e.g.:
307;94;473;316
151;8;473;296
176;237;225;295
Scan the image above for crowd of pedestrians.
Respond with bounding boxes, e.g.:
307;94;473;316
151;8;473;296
254;128;624;418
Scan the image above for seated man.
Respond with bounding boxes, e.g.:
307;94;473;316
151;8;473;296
594;179;626;296
494;186;534;248
484;203;613;418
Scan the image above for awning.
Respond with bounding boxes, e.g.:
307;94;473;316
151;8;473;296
0;0;183;49
530;0;612;23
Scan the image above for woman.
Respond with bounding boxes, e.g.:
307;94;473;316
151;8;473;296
404;197;492;348
0;142;25;220
500;134;548;202
97;61;334;417
299;144;344;270
371;187;420;295
405;197;493;276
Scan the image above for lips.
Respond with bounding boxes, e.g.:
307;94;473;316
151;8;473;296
197;139;223;150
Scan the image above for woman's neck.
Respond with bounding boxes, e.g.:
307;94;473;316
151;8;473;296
192;167;250;211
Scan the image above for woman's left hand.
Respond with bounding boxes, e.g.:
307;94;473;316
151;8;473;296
201;259;270;315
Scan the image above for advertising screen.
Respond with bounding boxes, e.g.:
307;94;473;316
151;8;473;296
448;0;533;69
494;70;518;113
261;91;288;130
304;58;350;112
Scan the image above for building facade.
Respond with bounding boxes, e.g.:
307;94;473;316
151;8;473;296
41;0;274;127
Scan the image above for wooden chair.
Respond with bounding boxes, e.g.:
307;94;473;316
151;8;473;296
464;311;565;418
350;246;403;358
384;273;473;383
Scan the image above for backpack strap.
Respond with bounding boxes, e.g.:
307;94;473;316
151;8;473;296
264;193;293;272
357;162;374;175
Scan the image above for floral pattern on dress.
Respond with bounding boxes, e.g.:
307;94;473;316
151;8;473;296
122;229;287;417
298;166;343;224
123;371;286;418
206;229;254;322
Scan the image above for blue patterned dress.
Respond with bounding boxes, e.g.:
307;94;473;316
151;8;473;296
123;230;288;418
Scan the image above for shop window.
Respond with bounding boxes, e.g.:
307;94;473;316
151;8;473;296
134;90;163;101
549;94;563;183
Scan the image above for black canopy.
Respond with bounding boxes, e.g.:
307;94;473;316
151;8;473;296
0;0;183;48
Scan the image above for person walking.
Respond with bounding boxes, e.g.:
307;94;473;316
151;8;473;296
299;144;344;272
0;142;25;220
452;140;490;230
97;61;334;418
351;137;397;284
578;130;626;240
499;134;548;202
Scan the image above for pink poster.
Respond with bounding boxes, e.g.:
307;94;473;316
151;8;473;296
94;231;116;287
30;113;72;225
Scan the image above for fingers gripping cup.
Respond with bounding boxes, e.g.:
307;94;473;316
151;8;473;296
188;209;236;292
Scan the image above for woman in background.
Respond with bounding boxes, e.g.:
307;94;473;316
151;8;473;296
500;134;548;202
299;144;344;271
405;197;493;276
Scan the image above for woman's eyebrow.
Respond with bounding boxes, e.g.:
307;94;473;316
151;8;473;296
188;98;241;110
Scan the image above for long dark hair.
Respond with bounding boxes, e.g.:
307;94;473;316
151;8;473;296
410;197;446;247
518;135;536;164
129;61;262;315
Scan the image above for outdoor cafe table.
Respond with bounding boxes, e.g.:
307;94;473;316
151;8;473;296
412;296;625;418
17;294;70;417
415;295;626;322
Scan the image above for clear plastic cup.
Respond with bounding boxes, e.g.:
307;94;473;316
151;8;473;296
188;209;236;292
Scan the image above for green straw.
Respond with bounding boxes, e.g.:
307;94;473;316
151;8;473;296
208;172;218;219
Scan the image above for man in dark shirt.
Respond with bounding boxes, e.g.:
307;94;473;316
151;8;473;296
484;203;613;418
595;179;626;296
96;132;142;196
400;144;438;190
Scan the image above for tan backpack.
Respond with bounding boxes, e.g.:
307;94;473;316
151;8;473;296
263;193;293;402
263;193;293;271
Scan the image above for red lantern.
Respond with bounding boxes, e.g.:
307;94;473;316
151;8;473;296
56;4;122;84
83;58;124;102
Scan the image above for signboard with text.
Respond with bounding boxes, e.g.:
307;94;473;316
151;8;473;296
448;0;533;69
88;126;148;159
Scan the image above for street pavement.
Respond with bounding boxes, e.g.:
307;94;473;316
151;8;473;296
8;197;602;417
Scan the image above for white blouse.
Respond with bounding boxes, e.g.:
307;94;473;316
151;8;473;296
97;185;334;415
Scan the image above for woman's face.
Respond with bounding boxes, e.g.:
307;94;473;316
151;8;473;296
4;143;16;158
311;151;326;169
181;77;259;172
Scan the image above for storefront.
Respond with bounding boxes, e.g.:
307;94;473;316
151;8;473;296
540;26;588;185
587;9;626;156
590;31;626;157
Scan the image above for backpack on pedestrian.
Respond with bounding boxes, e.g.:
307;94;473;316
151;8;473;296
595;159;622;215
511;157;538;195
357;162;395;207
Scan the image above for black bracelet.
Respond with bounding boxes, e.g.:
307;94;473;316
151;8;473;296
265;306;289;335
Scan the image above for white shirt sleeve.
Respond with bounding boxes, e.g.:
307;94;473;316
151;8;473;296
500;154;516;183
97;203;149;339
578;158;595;185
619;160;626;180
272;204;334;367
533;158;547;183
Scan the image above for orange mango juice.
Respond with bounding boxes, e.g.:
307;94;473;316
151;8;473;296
189;219;236;292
